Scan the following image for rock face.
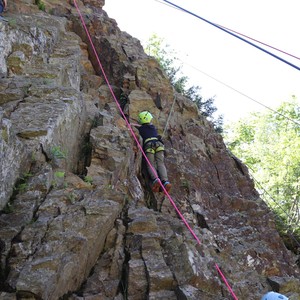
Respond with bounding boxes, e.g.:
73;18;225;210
0;1;299;299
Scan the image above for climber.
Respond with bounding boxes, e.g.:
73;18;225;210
261;291;289;300
135;110;171;193
0;0;7;14
118;78;130;121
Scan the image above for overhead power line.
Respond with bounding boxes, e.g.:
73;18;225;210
161;0;300;72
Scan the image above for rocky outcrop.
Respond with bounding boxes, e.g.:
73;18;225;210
0;1;299;299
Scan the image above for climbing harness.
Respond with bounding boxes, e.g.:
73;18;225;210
144;137;164;154
144;137;159;144
145;142;164;154
73;1;238;298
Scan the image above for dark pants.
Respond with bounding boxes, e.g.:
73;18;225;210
146;150;168;182
0;4;4;13
144;141;168;182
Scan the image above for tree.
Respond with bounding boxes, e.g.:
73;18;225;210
224;97;300;247
144;34;223;132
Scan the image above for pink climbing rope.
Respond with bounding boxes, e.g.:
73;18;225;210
73;1;238;299
215;263;238;300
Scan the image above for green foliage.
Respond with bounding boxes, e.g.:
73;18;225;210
54;171;65;178
224;97;300;239
145;34;187;91
21;172;33;180
16;182;28;193
35;0;46;11
13;172;32;194
8;19;17;27
84;176;93;185
2;172;32;214
52;171;66;188
184;85;223;133
51;146;67;159
67;192;76;204
144;34;223;132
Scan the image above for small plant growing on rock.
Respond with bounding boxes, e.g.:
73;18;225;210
35;0;46;11
52;171;66;189
51;146;66;159
13;172;32;194
16;182;28;193
67;192;76;204
54;171;65;178
8;19;17;27
84;176;93;185
21;172;33;180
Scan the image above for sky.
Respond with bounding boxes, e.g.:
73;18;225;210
104;0;300;124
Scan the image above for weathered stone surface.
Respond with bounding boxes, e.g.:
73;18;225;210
0;13;90;210
7;51;26;75
176;284;217;299
127;259;148;299
0;1;299;300
75;219;126;299
0;114;28;209
0;292;17;300
6;191;122;299
142;238;175;292
267;276;300;296
149;290;177;300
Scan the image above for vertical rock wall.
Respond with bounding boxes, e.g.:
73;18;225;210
0;1;299;299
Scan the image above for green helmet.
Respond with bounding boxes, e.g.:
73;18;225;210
138;111;153;124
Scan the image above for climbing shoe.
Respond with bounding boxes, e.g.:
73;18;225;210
163;181;171;193
152;179;160;193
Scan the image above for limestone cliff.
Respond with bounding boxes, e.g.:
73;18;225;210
0;1;299;299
